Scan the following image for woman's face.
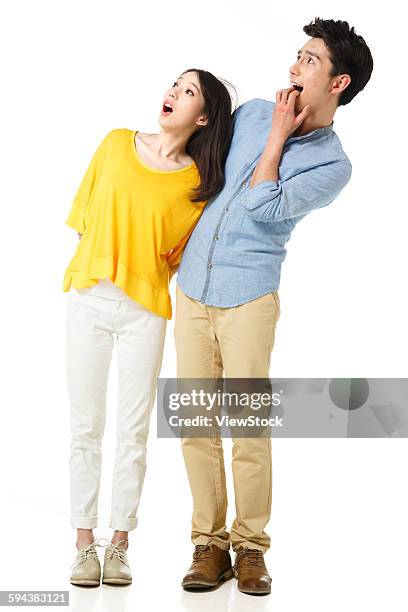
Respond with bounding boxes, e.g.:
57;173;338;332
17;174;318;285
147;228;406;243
159;70;208;132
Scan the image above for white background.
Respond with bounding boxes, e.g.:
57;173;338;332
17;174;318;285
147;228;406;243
1;0;407;611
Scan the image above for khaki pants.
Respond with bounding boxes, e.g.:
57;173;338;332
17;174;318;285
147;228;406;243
174;285;280;552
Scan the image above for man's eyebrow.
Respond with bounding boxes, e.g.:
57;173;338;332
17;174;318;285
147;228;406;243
297;49;321;61
177;75;201;93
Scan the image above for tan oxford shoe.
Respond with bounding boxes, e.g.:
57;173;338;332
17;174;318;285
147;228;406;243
70;539;101;586
99;538;132;585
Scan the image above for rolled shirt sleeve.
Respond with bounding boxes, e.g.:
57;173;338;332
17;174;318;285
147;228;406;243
240;159;352;223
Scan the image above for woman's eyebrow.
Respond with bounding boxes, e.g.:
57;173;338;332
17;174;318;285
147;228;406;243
178;76;201;93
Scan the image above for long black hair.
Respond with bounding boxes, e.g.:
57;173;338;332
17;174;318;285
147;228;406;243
181;68;236;203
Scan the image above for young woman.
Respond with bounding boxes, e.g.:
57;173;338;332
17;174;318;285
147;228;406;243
64;69;235;586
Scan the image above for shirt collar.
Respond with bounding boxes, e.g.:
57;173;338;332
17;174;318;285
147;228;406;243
288;121;334;141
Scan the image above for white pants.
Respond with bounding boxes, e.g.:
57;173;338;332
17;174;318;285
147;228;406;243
65;279;167;531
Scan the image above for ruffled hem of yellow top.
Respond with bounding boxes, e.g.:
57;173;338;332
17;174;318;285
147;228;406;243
63;255;171;320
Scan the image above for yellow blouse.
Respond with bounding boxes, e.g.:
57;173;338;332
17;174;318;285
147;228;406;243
63;129;206;319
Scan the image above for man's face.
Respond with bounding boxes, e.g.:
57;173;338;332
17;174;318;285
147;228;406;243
289;37;338;113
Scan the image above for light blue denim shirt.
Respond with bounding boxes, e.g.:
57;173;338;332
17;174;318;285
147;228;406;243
177;97;352;307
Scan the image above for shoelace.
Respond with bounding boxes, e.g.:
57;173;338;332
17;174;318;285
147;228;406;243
193;544;213;562
236;547;263;566
70;540;99;569
96;537;130;567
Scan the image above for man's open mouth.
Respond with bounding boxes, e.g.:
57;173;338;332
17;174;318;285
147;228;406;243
290;82;304;93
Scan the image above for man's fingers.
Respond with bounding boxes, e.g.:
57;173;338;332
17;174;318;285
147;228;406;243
280;88;290;104
276;86;297;105
287;89;300;108
294;104;311;127
282;86;298;105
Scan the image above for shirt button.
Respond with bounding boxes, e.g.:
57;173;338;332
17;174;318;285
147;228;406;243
208;264;212;269
242;181;247;187
225;207;229;212
214;235;219;240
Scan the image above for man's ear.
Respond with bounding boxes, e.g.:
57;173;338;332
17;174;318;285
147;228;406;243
332;74;351;96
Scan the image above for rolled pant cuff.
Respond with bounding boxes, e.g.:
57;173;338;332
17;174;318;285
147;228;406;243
232;542;269;554
109;517;138;532
71;516;98;529
193;536;230;551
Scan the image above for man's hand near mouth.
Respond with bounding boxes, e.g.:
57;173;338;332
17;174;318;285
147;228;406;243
249;87;310;189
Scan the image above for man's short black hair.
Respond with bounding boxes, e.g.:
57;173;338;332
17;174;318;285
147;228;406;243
303;17;374;106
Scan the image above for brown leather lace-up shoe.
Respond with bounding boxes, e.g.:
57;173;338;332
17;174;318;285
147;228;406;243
233;547;271;595
182;544;233;590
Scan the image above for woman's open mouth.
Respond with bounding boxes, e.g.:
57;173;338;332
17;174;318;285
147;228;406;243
162;103;173;115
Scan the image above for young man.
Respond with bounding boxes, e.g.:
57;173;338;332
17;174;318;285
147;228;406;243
174;18;373;595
